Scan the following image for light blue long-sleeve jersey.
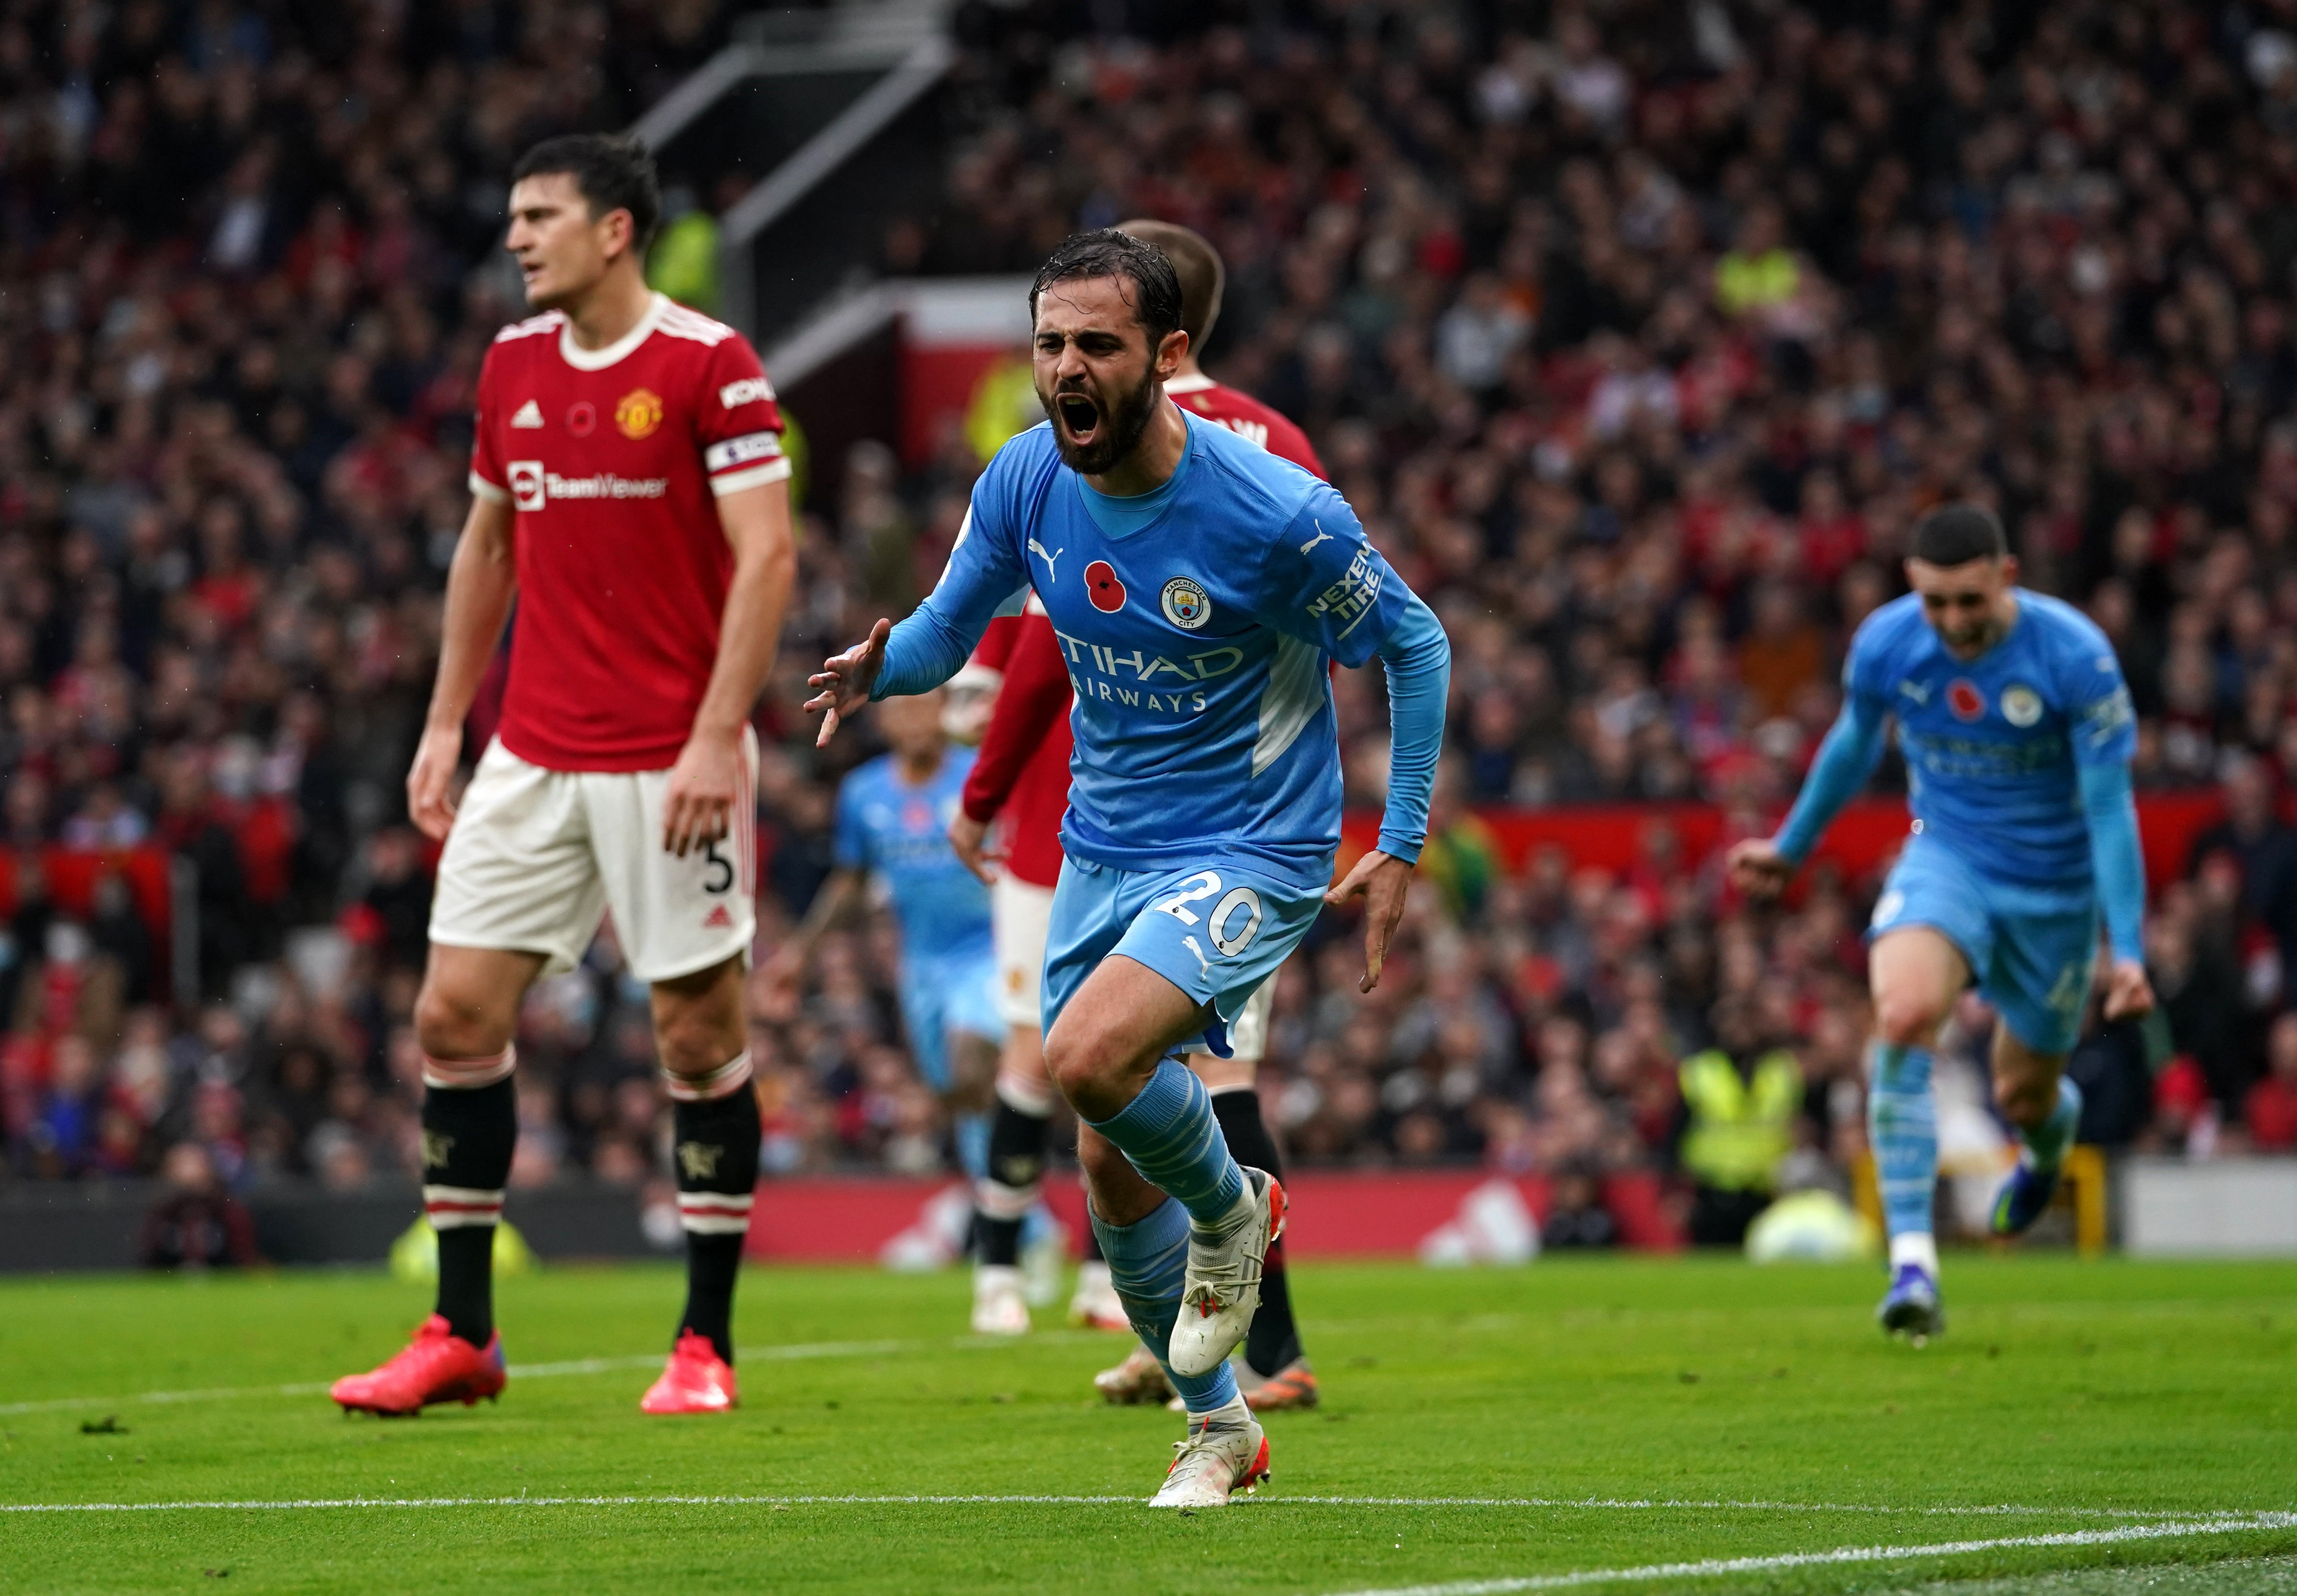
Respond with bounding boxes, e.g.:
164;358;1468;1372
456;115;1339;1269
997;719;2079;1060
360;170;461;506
874;410;1449;886
1775;589;2145;959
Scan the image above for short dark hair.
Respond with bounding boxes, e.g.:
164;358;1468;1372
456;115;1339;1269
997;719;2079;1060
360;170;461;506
1029;230;1183;347
1910;503;2007;566
1116;219;1224;349
511;133;663;251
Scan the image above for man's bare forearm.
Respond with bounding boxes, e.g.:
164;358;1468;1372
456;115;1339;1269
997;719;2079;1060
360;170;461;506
427;497;517;733
692;482;797;741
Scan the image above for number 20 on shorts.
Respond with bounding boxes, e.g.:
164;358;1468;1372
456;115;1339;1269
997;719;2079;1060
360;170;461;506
1150;871;1264;956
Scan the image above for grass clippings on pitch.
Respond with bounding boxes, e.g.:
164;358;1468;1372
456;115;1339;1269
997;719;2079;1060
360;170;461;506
2;1254;2293;1594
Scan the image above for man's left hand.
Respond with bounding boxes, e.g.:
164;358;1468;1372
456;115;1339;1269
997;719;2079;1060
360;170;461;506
2102;956;2155;1022
663;728;742;857
1325;849;1415;994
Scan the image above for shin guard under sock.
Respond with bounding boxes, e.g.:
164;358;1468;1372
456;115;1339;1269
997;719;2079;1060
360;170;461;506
668;1053;761;1363
1867;1041;1939;1262
1089;1197;1240;1416
976;1081;1052;1269
1210;1086;1304;1376
1085;1058;1245;1226
420;1056;517;1347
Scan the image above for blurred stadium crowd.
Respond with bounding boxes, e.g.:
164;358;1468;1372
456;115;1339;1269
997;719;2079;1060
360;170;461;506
7;0;2297;1234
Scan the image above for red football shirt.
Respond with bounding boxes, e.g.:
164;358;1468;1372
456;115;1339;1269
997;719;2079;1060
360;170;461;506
469;292;786;771
1166;374;1325;475
960;377;1326;884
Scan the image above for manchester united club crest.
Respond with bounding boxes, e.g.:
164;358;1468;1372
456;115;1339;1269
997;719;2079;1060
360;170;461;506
1160;576;1212;630
616;387;664;440
1947;678;1985;721
1085;560;1127;612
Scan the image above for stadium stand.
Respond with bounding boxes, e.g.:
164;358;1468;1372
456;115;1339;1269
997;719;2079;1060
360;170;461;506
4;0;2297;1250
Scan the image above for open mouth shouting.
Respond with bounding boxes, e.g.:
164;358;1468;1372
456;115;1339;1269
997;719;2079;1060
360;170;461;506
1053;389;1102;450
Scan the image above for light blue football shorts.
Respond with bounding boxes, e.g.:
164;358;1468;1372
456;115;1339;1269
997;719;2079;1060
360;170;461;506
1867;833;2099;1056
899;947;1004;1091
1042;852;1324;1057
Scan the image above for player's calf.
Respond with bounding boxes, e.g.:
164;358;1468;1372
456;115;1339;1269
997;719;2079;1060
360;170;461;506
973;1073;1053;1335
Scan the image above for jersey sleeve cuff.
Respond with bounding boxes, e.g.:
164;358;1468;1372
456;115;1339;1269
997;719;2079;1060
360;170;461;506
468;471;510;504
1375;829;1424;865
710;459;793;497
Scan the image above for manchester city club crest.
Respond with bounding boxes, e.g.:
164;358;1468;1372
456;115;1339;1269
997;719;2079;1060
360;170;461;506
2000;684;2043;727
1160;575;1212;630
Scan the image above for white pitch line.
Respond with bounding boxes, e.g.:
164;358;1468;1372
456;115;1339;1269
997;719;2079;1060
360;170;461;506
0;1496;2282;1521
0;1331;1083;1418
1311;1514;2297;1596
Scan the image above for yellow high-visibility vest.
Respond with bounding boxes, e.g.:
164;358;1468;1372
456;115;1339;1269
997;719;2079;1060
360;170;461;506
1678;1047;1801;1193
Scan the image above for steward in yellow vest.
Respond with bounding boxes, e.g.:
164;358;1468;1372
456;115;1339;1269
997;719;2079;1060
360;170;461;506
1676;998;1804;1246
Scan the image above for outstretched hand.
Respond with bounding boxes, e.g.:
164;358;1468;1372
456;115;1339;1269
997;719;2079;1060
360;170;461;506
1324;849;1415;994
1724;837;1794;901
804;619;892;747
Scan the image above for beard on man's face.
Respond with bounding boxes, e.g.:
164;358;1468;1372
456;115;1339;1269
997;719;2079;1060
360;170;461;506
1039;360;1160;476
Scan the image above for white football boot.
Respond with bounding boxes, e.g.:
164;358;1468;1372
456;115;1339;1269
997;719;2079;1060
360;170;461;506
1148;1397;1270;1508
1068;1261;1131;1330
970;1264;1031;1336
1167;1168;1285;1378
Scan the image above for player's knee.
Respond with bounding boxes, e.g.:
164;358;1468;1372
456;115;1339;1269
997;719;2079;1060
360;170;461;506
1872;993;1946;1050
1043;1021;1124;1110
413;981;509;1060
654;1009;737;1077
1993;1071;2054;1127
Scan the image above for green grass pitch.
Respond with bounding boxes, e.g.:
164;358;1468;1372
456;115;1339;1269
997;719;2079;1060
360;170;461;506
3;1255;2294;1594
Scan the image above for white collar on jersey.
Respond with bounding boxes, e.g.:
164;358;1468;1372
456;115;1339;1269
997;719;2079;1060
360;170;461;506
1164;372;1216;395
558;291;668;371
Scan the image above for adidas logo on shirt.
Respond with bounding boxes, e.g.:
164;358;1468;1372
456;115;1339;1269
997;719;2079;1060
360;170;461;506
511;399;544;428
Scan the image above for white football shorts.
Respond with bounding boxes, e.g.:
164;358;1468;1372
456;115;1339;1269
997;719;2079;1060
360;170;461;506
991;873;1055;1028
428;732;757;984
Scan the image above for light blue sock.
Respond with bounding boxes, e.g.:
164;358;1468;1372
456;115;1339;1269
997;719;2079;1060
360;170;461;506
1090;1197;1240;1416
1868;1042;1938;1248
2024;1075;2082;1171
1086;1057;1245;1227
953;1112;990;1181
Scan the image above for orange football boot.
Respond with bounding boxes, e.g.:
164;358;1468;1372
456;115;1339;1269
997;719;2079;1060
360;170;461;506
331;1314;506;1416
640;1331;739;1414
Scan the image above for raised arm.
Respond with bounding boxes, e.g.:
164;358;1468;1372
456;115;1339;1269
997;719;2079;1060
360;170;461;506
808;493;1030;744
1726;691;1888;899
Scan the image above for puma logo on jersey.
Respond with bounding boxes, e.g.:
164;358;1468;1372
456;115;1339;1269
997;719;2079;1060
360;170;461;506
1028;539;1064;581
1299;523;1333;556
1898;680;1930;705
510;399;544;428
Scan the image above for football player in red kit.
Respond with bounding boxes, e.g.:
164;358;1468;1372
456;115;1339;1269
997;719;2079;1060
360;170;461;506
948;219;1322;1410
330;134;795;1418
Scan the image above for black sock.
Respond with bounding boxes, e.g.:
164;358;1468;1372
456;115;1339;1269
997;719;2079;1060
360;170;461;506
673;1082;761;1363
976;1096;1050;1267
1211;1087;1304;1376
422;1076;517;1347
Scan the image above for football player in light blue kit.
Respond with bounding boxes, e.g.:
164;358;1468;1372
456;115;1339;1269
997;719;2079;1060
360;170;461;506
807;232;1450;1505
780;690;1003;1174
1729;504;2154;1341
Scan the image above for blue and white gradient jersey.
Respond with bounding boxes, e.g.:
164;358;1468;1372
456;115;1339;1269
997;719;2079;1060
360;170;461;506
877;412;1415;888
1843;590;2136;895
833;750;995;963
